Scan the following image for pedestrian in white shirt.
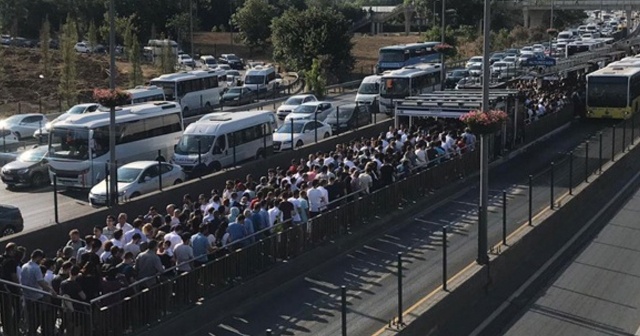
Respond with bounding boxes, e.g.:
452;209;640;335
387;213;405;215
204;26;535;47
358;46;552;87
116;213;133;233
307;180;326;217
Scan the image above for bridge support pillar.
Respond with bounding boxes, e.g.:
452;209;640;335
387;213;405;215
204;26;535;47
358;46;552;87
523;8;529;28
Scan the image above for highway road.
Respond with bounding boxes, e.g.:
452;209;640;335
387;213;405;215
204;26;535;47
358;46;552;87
0;92;369;233
185;119;618;336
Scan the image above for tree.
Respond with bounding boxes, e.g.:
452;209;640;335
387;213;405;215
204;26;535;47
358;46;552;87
232;0;276;52
304;57;327;98
59;15;78;107
271;7;354;81
88;20;98;48
424;25;457;59
158;34;174;73
40;17;52;77
123;21;133;60
129;34;143;86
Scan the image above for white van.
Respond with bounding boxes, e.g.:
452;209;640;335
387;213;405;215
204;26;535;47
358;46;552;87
171;111;275;174
243;65;279;93
356;75;381;105
125;86;166;105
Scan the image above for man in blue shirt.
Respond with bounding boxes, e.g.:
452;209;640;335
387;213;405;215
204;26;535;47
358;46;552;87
21;249;56;336
227;215;248;249
190;224;212;267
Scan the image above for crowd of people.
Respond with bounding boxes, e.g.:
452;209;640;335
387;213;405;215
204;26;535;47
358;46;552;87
0;117;477;333
511;75;586;122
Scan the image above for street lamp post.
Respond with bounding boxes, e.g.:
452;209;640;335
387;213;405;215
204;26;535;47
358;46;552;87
108;0;117;206
190;0;194;56
441;0;446;85
477;0;491;265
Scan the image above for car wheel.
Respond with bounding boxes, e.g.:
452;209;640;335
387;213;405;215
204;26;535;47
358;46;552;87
1;225;16;237
130;192;141;200
173;179;183;185
31;172;47;187
296;140;304;148
323;132;330;139
14;132;21;140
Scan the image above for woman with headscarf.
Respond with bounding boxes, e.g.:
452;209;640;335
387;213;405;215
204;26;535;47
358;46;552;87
227;207;240;223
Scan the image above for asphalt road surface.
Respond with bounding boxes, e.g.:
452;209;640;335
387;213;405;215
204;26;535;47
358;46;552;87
0;92;368;233
185;119;616;336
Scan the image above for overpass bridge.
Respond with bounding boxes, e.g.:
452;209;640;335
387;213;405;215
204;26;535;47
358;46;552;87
516;0;640;28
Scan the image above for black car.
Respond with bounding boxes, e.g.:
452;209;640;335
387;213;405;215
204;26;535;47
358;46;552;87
489;53;505;65
0;147;50;188
221;87;257;106
10;37;36;48
218;54;244;70
324;103;372;132
445;69;469;89
0;205;23;236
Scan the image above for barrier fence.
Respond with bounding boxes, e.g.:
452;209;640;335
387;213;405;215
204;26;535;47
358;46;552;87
0;105;580;335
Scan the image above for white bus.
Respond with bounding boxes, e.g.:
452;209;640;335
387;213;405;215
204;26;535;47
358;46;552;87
243;65;279;93
356;75;382;106
47;101;184;188
125;85;166;105
171;111;275;174
146;39;179;62
150;70;224;117
379;64;442;115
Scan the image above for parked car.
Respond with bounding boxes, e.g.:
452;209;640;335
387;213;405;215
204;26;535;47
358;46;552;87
276;94;318;119
273;120;332;151
218;54;244;70
88;161;186;206
178;54;196;68
74;42;92;53
0;34;10;45
0;205;23;236
444;69;469;89
34;103;102;139
323;103;372;132
0;147;49;188
221;87;257;106
284;101;335;122
0;114;48;140
0;129;20;146
10;37;35;48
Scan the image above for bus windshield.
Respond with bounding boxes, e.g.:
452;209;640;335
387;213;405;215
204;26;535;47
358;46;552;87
588;77;628;108
49;128;90;160
244;75;265;85
379;50;406;63
175;135;216;155
380;78;410;98
149;81;176;100
358;83;380;94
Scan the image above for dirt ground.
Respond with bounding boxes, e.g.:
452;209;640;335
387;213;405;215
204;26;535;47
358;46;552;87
0;32;427;116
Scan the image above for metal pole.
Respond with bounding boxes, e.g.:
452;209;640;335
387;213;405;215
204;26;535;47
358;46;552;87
105;162;109;206
314;109;318;143
528;174;533;226
440;0;446;85
291;118;294;150
632;114;635;145
263;124;267;158
442;226;447;291
599;132;603;174
623;119;627;151
233;132;237;166
550;162;554;209
477;0;491;266
2;127;5;152
336;106;340;135
114;160;118;204
397;252;403;326
569;151;573;195
108;0;117;207
341;286;347;336
53;173;58;223
502;190;507;245
585;141;590;183
189;0;194;56
197;139;202;165
612;125;616;161
158;158;163;191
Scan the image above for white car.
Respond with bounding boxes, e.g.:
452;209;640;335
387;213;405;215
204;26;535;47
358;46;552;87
0;114;48;139
273;120;332;151
465;56;483;69
88;161;186;206
276;94;318;119
200;55;217;69
502;56;518;65
532;44;545;53
74;42;91;53
491;62;517;79
520;46;534;54
217;64;232;71
284;101;335;122
0;129;20;146
178;54;196;68
35;103;103;139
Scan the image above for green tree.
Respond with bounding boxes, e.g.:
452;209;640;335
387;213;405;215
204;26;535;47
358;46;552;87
232;0;276;52
304;57;327;98
129;34;143;86
87;20;98;48
271;7;354;81
424;25;457;59
99;12;136;45
59;15;78;106
40;17;52;77
158;34;174;73
123;21;133;60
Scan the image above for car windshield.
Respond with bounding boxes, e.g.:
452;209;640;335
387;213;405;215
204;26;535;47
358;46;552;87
67;105;87;114
48;128;90;160
149;81;175;101
587;76;628;108
227;71;240;76
494;62;508;67
1;115;22;125
116;167;142;183
451;70;467;77
204;58;216;64
244;75;264;85
380;77;410;98
285;97;304;105
294;105;317;114
276;123;304;134
18;148;47;162
175;135;215;155
470;57;483;62
358;83;379;94
227;87;243;94
226;55;240;61
470;65;482;70
379;50;405;62
327;107;354;120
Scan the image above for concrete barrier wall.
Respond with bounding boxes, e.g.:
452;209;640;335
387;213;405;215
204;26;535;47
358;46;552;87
0;120;393;255
397;126;640;335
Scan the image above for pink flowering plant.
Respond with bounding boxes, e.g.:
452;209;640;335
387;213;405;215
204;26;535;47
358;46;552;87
434;43;455;57
93;88;131;108
459;109;508;134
